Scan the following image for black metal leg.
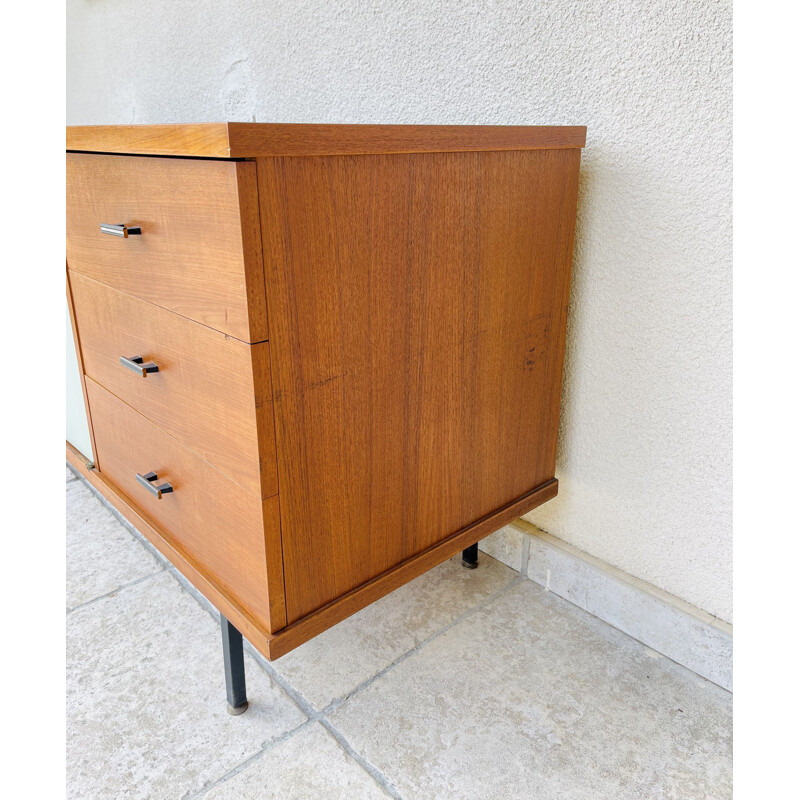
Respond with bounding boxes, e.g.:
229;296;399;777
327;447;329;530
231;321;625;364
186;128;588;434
462;543;479;569
220;615;248;715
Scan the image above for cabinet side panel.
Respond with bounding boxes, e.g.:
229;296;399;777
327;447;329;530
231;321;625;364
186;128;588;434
258;150;580;622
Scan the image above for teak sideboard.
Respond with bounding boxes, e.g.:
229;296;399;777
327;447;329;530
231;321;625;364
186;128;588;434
66;123;584;710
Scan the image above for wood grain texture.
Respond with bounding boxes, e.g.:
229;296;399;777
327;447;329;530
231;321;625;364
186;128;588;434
69;271;277;499
226;123;587;157
68;123;587;158
258;148;582;622
67;123;233;158
85;379;286;633
66;153;268;342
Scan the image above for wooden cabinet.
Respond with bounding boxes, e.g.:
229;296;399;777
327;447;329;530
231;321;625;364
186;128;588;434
66;123;585;660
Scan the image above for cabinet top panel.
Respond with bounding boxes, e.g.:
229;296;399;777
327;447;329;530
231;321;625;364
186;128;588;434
67;123;586;158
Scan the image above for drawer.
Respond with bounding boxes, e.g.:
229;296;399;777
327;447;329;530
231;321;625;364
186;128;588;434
66;153;267;342
86;378;286;633
70;271;277;499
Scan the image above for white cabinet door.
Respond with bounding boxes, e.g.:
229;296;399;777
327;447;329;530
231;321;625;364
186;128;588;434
67;302;92;459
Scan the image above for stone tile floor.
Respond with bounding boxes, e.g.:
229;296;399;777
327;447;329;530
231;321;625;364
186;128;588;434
66;466;733;799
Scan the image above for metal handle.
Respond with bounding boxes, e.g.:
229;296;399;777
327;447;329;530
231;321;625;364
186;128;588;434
120;355;159;377
100;223;141;238
136;471;173;499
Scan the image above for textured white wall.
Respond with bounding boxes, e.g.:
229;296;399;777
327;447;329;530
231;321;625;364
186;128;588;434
66;0;732;622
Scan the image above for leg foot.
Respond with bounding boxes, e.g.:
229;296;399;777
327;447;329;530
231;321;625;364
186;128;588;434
221;615;248;715
462;543;479;569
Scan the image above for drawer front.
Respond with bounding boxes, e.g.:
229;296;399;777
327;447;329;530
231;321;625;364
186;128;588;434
66;153;267;342
86;378;286;632
70;271;277;499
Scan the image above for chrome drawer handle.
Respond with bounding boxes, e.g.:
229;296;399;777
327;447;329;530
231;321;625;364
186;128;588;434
100;223;141;238
136;471;173;499
120;355;159;377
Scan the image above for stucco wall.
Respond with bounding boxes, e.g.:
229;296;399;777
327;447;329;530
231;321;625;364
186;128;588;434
66;0;732;622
